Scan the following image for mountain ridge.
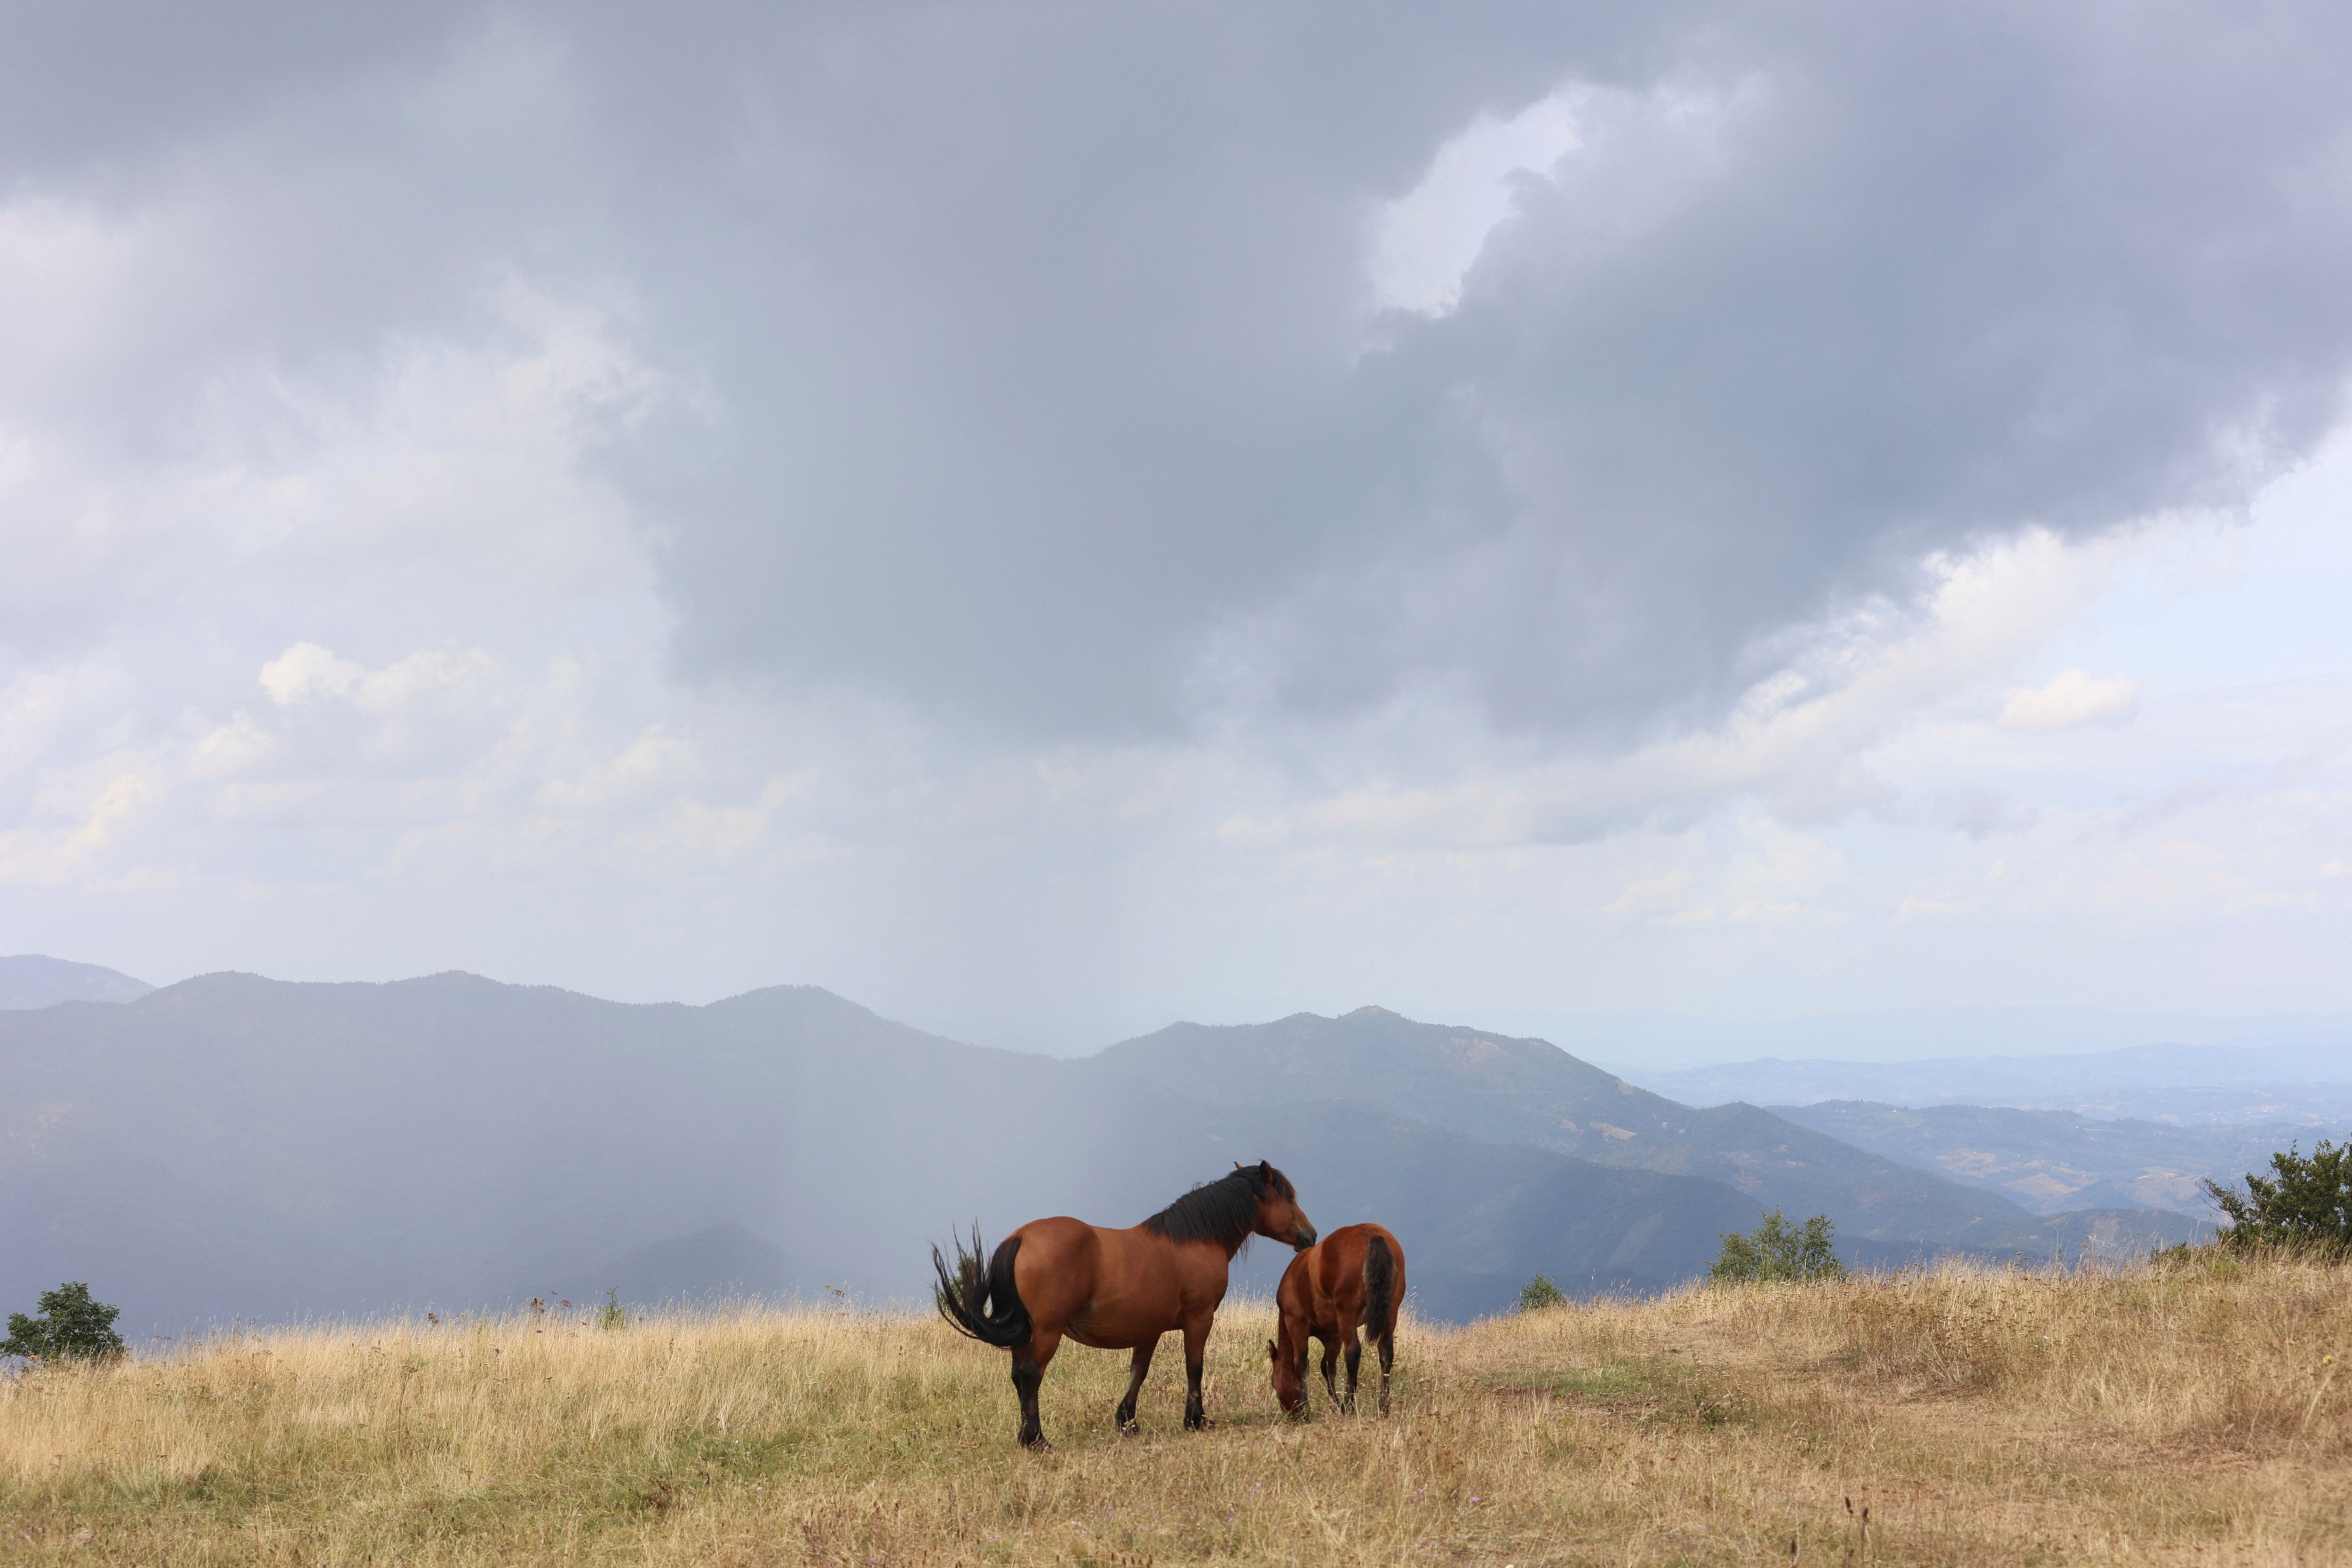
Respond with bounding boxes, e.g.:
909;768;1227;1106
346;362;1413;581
2;973;2205;1334
0;954;154;1010
1622;1039;2352;1117
1770;1100;2352;1217
1092;1007;2070;1245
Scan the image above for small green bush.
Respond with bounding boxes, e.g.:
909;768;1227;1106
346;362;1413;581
2203;1140;2352;1251
1517;1274;1568;1312
3;1282;127;1362
596;1287;631;1331
1709;1210;1844;1284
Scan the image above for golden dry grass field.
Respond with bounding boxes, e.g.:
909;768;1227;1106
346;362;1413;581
3;1253;2347;1566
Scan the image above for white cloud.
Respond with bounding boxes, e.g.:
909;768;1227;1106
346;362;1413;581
350;648;498;717
0;757;169;887
537;727;698;811
1604;866;1692;918
188;710;278;779
1369;90;1582;316
259;643;365;705
1276;527;2130;852
2000;669;2143;731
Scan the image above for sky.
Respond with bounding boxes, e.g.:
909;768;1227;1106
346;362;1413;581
2;1;2349;1058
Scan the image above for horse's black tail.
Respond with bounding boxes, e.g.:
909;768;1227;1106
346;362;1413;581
1361;1231;1398;1342
931;1226;1032;1347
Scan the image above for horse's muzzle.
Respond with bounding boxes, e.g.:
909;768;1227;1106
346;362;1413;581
1293;1224;1318;1251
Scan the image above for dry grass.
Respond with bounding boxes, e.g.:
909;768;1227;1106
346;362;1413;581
3;1253;2348;1565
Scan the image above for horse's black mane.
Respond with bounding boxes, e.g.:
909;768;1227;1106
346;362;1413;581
1141;1162;1293;1249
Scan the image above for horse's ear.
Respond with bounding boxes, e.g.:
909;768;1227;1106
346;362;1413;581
1266;1339;1277;1360
1258;1160;1274;1180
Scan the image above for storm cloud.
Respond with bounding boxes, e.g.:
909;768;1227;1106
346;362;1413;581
13;2;2350;737
3;1;2350;1036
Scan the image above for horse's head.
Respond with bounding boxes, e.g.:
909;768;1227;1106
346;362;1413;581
1267;1333;1307;1416
1239;1160;1317;1251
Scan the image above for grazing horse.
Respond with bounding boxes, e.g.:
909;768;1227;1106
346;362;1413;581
1268;1222;1405;1417
933;1161;1318;1449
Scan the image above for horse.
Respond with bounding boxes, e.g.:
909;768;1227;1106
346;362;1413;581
1267;1222;1405;1417
932;1160;1318;1449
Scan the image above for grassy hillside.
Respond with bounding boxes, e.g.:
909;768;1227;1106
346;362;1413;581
5;1255;2344;1564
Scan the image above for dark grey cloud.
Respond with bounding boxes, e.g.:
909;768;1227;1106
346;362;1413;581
576;1;2352;743
0;2;468;171
1368;0;2352;736
9;0;2352;746
565;2;1676;737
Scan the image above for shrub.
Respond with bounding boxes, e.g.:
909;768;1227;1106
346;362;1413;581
1517;1274;1568;1312
1710;1210;1844;1283
2;1282;127;1362
596;1288;631;1331
2203;1140;2352;1251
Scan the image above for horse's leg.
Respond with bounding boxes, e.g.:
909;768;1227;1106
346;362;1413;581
1114;1337;1159;1434
1011;1328;1063;1451
1317;1332;1340;1409
1375;1325;1395;1416
1181;1316;1214;1431
1340;1323;1363;1415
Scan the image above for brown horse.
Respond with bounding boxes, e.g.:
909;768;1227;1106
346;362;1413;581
1268;1222;1404;1417
933;1161;1317;1449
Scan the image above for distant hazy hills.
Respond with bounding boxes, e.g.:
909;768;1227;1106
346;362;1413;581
1;975;2206;1336
1553;1006;2352;1071
1099;1010;2196;1260
0;955;153;1009
1768;1101;2351;1218
1624;1042;2352;1123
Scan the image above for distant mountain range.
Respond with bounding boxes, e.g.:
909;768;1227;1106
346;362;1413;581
1550;1005;2352;1070
1623;1042;2352;1124
1097;1009;2166;1256
1;974;2207;1337
0;955;153;1010
1769;1101;2349;1217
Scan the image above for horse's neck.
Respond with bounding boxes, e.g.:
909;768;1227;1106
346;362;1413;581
1160;1231;1245;1263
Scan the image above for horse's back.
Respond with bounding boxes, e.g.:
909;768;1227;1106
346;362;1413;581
1302;1223;1406;1335
1010;1216;1209;1347
1006;1216;1104;1325
1277;1230;1355;1337
1009;1215;1099;1259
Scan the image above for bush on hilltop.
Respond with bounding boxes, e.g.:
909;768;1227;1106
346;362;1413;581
2204;1139;2352;1251
3;1282;127;1363
1709;1210;1844;1283
1517;1274;1568;1312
